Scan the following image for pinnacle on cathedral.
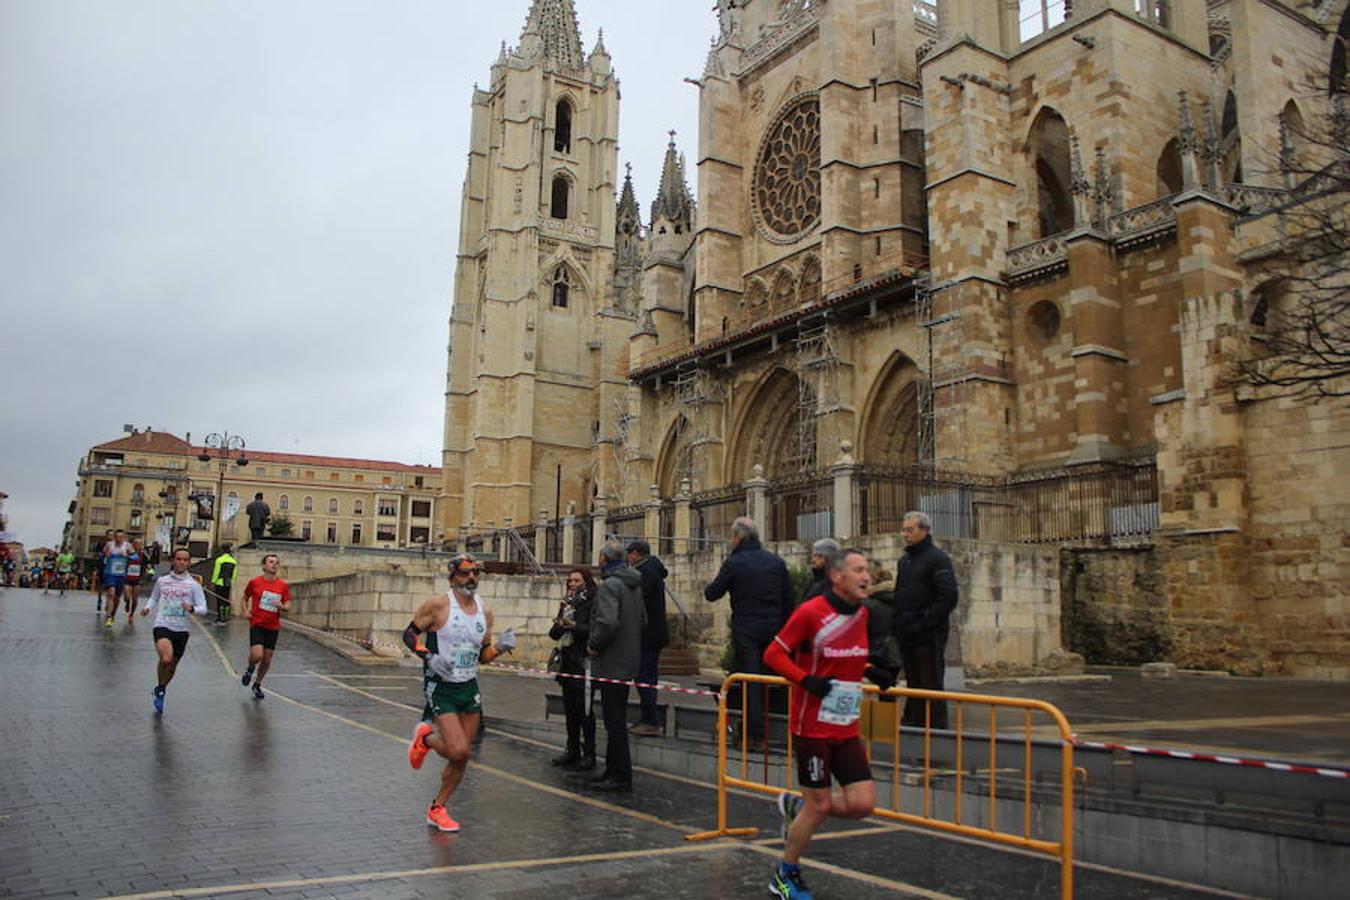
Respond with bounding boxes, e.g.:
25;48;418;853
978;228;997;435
520;0;585;70
650;132;694;231
617;163;642;234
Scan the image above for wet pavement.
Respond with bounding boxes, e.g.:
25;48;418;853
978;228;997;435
0;586;1316;899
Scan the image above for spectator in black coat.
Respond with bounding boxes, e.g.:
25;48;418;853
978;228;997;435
704;516;794;745
626;540;668;736
548;568;597;770
895;511;959;729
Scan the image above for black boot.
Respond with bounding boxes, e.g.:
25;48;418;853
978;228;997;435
551;751;580;767
571;754;596;771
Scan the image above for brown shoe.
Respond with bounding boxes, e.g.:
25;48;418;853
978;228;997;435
630;723;661;737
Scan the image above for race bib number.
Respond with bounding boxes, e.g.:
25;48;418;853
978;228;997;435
126;564;141;578
452;646;479;680
816;681;862;726
109;558;127;576
260;590;283;612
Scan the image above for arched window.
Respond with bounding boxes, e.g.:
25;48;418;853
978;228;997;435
353;499;363;516
1029;108;1074;237
131;483;145;504
1332;8;1348;97
279;494;290;511
1222;91;1243;183
1156;138;1183;196
303;496;313;513
551;175;570;220
328;497;339;514
554;98;573;153
552;266;571;308
1280;100;1308;175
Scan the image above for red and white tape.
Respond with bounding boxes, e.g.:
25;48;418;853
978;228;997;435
1072;736;1350;779
490;661;724;699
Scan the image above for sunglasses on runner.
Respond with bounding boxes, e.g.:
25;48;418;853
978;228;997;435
450;561;482;577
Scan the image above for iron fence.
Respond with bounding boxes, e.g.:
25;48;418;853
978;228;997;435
693;486;745;549
606;504;646;542
766;470;833;543
856;459;1158;544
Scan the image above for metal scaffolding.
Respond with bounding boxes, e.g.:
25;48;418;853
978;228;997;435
916;276;967;468
795;319;841;470
673;366;721;489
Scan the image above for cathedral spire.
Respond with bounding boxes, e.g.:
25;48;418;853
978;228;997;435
617;163;641;229
521;0;584;69
650;131;694;229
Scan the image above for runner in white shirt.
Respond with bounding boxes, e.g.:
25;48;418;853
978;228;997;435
139;547;207;716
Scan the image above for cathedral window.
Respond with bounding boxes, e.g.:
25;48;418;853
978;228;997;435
1133;0;1170;29
1028;107;1074;237
752;95;822;242
1221;91;1243;183
1019;0;1069;41
552;266;571;308
1156;138;1182;197
1027;300;1063;344
551;175;570;220
1332;8;1348;97
554;99;573;154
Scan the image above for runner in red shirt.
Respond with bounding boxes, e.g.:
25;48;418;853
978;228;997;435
762;548;897;900
239;553;291;700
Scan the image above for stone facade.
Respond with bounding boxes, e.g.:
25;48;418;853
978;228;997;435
442;1;1349;677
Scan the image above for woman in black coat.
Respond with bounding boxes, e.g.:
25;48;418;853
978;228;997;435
548;567;597;769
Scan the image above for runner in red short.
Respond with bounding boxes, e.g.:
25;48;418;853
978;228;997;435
240;553;291;700
762;548;897;900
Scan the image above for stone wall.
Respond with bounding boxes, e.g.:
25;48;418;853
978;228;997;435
1061;547;1170;665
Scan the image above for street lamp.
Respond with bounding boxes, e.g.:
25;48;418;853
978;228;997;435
197;432;248;554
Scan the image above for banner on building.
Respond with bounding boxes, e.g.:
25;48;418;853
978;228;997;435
194;492;214;521
223;494;240;523
156;524;172;549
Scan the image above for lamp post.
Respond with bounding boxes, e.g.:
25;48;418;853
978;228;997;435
197;432;248;555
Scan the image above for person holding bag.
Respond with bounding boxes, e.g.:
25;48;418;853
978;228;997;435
548;567;597;770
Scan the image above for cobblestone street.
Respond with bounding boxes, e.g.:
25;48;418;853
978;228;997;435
1;588;1257;899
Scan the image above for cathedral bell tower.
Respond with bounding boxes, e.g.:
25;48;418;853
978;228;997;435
441;0;622;535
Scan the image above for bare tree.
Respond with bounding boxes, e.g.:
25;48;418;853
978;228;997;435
1233;22;1349;400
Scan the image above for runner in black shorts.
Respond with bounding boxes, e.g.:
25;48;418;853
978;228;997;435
762;548;897;900
140;547;207;715
240;554;290;700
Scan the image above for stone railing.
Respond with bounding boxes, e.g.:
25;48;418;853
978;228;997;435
1107;196;1178;246
739;1;823;75
1005;234;1069;282
1224;183;1289;218
539;215;599;243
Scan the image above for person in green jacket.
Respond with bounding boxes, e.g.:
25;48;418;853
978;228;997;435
210;544;238;626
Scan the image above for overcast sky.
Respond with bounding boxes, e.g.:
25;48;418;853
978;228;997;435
0;1;708;549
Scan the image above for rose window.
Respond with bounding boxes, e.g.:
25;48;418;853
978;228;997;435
753;95;821;242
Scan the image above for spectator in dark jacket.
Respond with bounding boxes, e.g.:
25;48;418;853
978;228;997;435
799;538;841;605
626;540;668;736
895;511;959;729
586;539;645;792
704;516;794;745
548;568;597;770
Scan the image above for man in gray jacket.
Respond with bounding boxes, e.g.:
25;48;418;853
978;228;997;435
587;538;646;792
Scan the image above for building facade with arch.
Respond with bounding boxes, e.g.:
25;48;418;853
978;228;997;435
442;0;1348;677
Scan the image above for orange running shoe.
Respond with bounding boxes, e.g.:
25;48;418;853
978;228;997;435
426;804;460;832
408;722;433;769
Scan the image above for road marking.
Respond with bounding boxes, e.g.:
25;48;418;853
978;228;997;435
741;840;964;900
98;841;744;900
194;619;237;679
307;670;420;710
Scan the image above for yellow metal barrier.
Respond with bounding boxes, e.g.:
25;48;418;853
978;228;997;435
686;673;1078;899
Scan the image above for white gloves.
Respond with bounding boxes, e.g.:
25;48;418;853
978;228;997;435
426;653;457;681
497;628;516;653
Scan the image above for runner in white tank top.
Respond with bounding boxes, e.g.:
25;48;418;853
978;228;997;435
399;555;516;833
